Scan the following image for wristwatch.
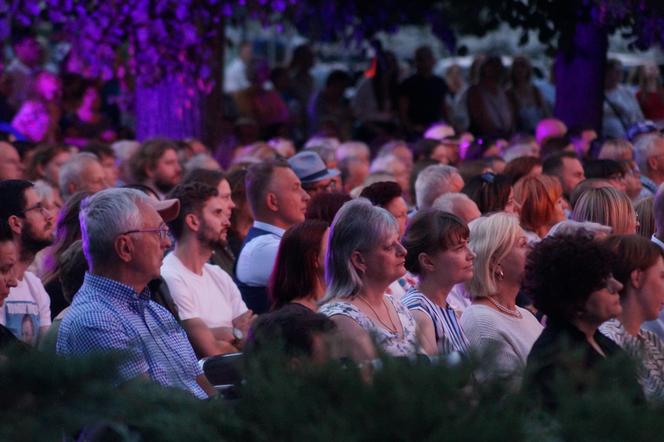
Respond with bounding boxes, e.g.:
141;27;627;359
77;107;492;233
232;327;244;347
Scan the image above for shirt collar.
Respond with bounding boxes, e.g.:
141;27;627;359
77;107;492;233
651;234;664;251
253;220;286;237
82;273;152;313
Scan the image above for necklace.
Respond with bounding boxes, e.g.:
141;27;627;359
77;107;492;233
357;295;400;335
487;296;522;319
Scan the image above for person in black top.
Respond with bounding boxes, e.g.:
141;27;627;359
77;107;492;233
399;46;449;138
523;233;642;409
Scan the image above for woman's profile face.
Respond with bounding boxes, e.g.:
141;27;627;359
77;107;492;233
360;230;406;285
428;238;475;285
583;276;623;323
497;229;529;284
636;256;664;321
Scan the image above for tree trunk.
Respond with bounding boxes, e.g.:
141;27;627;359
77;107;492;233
554;21;608;133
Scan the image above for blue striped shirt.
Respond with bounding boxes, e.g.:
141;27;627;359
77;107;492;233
57;273;206;399
402;286;469;355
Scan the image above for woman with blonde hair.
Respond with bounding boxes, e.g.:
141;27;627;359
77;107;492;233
513;175;566;241
319;199;418;362
460;212;543;381
571;186;638;234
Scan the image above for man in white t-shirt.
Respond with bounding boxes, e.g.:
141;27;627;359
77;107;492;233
161;180;254;357
0;180;54;345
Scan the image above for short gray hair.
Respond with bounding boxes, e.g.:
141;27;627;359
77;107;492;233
59;152;100;199
414;164;460;209
634;133;664;175
80;188;147;268
432;192;473;213
322;198;398;302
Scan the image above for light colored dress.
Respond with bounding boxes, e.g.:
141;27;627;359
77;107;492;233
320;295;418;357
600;318;664;400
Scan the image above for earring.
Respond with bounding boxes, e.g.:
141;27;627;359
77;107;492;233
495;269;504;280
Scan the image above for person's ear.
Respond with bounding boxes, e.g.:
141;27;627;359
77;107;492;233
418;252;434;273
648;156;660;172
350;250;366;274
114;235;134;263
67;181;77;196
184;213;199;232
630;268;643;290
265;192;279;212
7;214;23;236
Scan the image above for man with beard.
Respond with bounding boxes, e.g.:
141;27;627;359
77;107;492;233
0;180;54;345
130;138;182;199
161;181;254;357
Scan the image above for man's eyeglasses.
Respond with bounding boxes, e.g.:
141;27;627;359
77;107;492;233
304;180;337;194
20;202;50;217
121;224;170;241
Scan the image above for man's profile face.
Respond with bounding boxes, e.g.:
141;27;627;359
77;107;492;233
127;203;171;282
560;157;586;195
269;167;310;226
0;142;24;180
79;161;108;195
19;187;55;254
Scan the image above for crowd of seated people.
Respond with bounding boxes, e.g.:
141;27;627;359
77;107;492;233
2;33;664;410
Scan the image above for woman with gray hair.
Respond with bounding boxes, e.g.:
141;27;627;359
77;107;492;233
319;199;418;362
460;212;543;383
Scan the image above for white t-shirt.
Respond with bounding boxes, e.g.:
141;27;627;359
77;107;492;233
0;271;52;346
161;253;248;328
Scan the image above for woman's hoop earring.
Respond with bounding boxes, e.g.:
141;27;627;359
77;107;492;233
495;269;505;280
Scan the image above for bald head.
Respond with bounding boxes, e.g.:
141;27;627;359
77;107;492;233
536;118;567;145
0;142;24;180
432;192;481;223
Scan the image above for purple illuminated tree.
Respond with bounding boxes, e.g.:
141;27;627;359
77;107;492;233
2;0;664;142
0;0;455;145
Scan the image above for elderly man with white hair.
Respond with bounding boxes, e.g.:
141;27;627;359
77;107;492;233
57;188;215;398
58;152;108;201
634;133;664;196
414;164;464;210
432;192;481;223
369;154;410;203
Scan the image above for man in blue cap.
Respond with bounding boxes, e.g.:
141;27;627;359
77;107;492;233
287;150;340;198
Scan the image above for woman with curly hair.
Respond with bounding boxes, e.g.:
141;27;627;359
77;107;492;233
523;233;640;408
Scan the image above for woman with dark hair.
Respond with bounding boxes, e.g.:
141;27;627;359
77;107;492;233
503;156;542;183
305;192;352;225
42;191;91;318
524;233;638;407
583;159;627;194
461;172;516;214
600;235;664;400
401;210;474;357
269;220;329;312
360;181;409;236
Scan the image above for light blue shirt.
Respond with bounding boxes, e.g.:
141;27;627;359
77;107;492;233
235;221;285;287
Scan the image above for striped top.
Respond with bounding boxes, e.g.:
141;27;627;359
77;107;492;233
401;287;469;355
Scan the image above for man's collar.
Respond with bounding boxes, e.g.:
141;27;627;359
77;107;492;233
253;220;286;237
651;234;664;251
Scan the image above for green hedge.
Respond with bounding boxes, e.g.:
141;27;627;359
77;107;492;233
1;346;663;441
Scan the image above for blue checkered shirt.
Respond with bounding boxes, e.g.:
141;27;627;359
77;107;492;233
57;273;207;399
